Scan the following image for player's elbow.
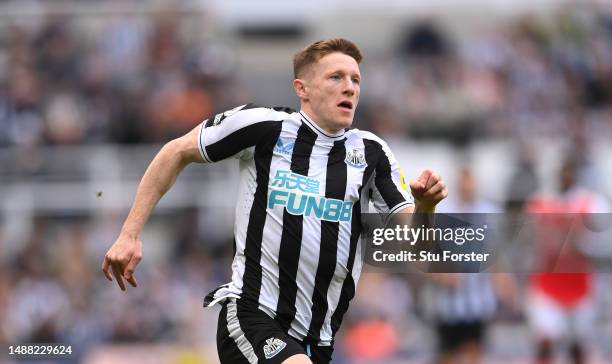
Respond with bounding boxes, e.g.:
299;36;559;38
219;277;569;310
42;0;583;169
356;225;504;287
163;133;202;166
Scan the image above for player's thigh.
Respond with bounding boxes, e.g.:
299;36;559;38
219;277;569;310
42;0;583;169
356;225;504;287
526;291;566;340
218;298;309;363
282;354;312;364
570;297;596;341
217;302;255;364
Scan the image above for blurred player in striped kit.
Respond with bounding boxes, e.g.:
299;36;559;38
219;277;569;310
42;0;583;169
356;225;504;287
422;166;516;364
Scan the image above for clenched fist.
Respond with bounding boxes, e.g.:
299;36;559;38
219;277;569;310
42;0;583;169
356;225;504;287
409;169;448;211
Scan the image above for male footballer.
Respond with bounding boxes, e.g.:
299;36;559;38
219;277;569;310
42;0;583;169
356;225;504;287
102;38;447;364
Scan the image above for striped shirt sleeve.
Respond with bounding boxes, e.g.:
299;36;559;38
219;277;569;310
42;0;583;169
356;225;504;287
197;104;286;163
364;135;413;216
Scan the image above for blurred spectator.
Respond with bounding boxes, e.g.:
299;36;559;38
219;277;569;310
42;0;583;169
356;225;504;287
342;318;398;361
341;273;412;363
505;145;539;212
0;240;9;344
399;20;452;59
3;64;44;147
44;93;85;144
4;230;70;343
35;20;80;89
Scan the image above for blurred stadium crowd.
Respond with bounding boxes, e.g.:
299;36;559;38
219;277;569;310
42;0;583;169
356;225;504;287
361;6;612;145
1;3;611;148
1;1;612;363
0;10;242;147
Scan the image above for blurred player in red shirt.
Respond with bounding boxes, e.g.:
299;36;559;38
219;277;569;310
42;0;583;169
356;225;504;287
526;157;609;364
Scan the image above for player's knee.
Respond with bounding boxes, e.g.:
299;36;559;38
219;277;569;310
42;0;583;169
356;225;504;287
281;354;312;364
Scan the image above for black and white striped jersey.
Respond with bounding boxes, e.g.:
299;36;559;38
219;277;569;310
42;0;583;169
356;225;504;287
200;104;413;345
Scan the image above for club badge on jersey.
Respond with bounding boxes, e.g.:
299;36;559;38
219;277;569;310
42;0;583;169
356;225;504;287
345;148;367;168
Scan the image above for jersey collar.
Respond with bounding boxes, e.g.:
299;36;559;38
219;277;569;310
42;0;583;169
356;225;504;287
299;110;346;140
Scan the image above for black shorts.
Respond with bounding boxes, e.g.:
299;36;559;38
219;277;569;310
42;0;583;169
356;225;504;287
217;298;333;364
436;320;485;353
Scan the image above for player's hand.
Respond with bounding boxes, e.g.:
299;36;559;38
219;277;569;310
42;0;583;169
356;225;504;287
409;169;448;211
102;233;142;291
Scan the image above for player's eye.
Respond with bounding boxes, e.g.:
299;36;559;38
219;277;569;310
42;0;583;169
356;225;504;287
330;74;341;80
352;78;361;85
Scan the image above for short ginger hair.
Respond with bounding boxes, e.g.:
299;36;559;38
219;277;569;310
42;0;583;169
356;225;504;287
293;38;363;78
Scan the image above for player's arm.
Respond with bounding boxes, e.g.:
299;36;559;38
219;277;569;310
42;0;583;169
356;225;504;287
391;169;447;224
392;169;447;269
394;169;447;240
102;126;203;291
403;169;447;213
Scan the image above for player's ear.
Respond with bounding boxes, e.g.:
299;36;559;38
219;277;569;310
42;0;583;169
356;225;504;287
293;78;308;100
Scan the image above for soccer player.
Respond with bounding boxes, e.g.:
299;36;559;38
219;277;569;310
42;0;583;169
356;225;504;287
102;38;447;364
424;166;516;364
526;157;609;364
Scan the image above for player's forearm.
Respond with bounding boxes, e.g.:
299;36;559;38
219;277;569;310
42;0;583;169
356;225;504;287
414;200;436;214
392;204;436;259
394;203;435;226
120;140;192;238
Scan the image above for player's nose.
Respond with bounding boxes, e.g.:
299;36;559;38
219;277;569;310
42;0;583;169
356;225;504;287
342;78;356;96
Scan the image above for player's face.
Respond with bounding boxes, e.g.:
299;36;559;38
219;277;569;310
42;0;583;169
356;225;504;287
298;52;361;133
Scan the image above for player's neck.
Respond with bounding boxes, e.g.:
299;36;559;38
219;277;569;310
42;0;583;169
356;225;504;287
299;108;344;136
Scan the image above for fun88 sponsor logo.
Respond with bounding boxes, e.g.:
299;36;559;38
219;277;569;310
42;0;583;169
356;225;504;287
268;170;353;222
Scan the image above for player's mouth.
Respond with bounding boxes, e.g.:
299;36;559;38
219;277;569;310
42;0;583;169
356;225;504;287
337;101;353;112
